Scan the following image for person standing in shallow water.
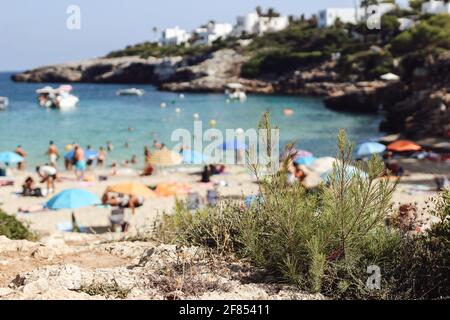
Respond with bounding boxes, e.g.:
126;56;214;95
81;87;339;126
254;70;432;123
46;141;59;167
97;146;106;167
73;145;86;180
15;145;27;171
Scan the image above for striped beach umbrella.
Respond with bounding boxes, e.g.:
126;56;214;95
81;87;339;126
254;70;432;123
149;149;182;166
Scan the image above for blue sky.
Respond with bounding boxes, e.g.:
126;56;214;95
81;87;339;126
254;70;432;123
0;0;408;71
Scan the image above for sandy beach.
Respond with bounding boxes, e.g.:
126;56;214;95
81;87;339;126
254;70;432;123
0;165;260;235
1;158;447;236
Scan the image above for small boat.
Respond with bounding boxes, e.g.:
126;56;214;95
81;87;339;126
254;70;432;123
116;88;145;96
225;83;247;101
37;85;79;110
0;97;8;111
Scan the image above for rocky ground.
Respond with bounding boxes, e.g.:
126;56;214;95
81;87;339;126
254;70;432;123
0;234;324;300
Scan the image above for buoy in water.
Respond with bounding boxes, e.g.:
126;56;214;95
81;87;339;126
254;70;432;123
193;113;200;119
175;108;181;113
179;94;185;99
160;103;167;108
284;109;294;116
209;119;217;128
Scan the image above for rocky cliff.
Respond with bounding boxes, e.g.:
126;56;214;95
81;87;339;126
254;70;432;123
12;56;183;84
0;234;323;300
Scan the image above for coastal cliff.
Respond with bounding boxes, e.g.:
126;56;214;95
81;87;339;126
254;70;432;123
11;12;450;140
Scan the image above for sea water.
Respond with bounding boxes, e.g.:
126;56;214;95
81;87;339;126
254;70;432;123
0;72;384;166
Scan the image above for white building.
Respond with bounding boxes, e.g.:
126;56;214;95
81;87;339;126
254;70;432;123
398;17;416;31
232;11;289;37
160;26;191;46
194;22;233;46
318;3;396;28
421;0;450;14
318;8;362;28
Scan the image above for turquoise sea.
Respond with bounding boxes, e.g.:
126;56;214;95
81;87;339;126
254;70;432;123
0;72;384;166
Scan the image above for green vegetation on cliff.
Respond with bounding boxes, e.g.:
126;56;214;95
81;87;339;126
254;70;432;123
106;10;450;83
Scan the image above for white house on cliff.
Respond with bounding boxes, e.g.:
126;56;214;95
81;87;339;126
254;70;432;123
421;0;450;14
194;22;233;46
232;11;289;37
160;26;191;46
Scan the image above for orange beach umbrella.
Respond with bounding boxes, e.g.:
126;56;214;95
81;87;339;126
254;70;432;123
387;140;422;152
107;183;156;198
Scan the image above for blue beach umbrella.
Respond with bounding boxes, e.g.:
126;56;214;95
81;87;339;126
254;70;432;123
294;156;317;166
356;142;386;158
45;189;101;210
221;140;247;151
65;150;98;160
0;151;24;164
182;150;211;164
321;166;369;182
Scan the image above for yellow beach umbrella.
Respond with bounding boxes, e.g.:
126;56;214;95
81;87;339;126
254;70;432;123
107;183;156;198
149;149;182;166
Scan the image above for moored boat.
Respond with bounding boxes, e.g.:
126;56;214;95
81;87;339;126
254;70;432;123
0;97;8;110
116;88;145;96
225;83;247;101
37;85;79;110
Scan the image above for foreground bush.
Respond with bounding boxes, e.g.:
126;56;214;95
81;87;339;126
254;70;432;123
0;209;34;240
156;115;450;299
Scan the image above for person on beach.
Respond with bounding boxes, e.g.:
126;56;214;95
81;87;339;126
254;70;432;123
102;192;144;215
15;145;27;170
73;145;86;180
97;146;106;167
86;145;94;170
130;155;138;165
153;140;162;150
22;177;43;197
46;141;59;167
200;166;211;183
107;141;114;152
36;165;58;194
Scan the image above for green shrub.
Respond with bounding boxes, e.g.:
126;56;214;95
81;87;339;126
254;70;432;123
242;50;327;78
0;210;34;240
155;114;450;300
337;50;394;80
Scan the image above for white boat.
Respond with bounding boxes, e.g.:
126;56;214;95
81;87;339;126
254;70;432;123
36;85;79;110
225;83;247;101
116;88;145;96
0;97;8;111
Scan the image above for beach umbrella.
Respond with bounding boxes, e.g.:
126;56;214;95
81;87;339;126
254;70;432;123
294;150;313;158
149;149;182;166
307;157;338;175
294;156;317;166
388;140;422;152
356;142;386;157
0;151;24;164
65;150;98;160
108;183;156;198
321;166;369;182
182;150;211;164
155;183;191;197
45;189;101;210
221;140;247;151
85;150;98;160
